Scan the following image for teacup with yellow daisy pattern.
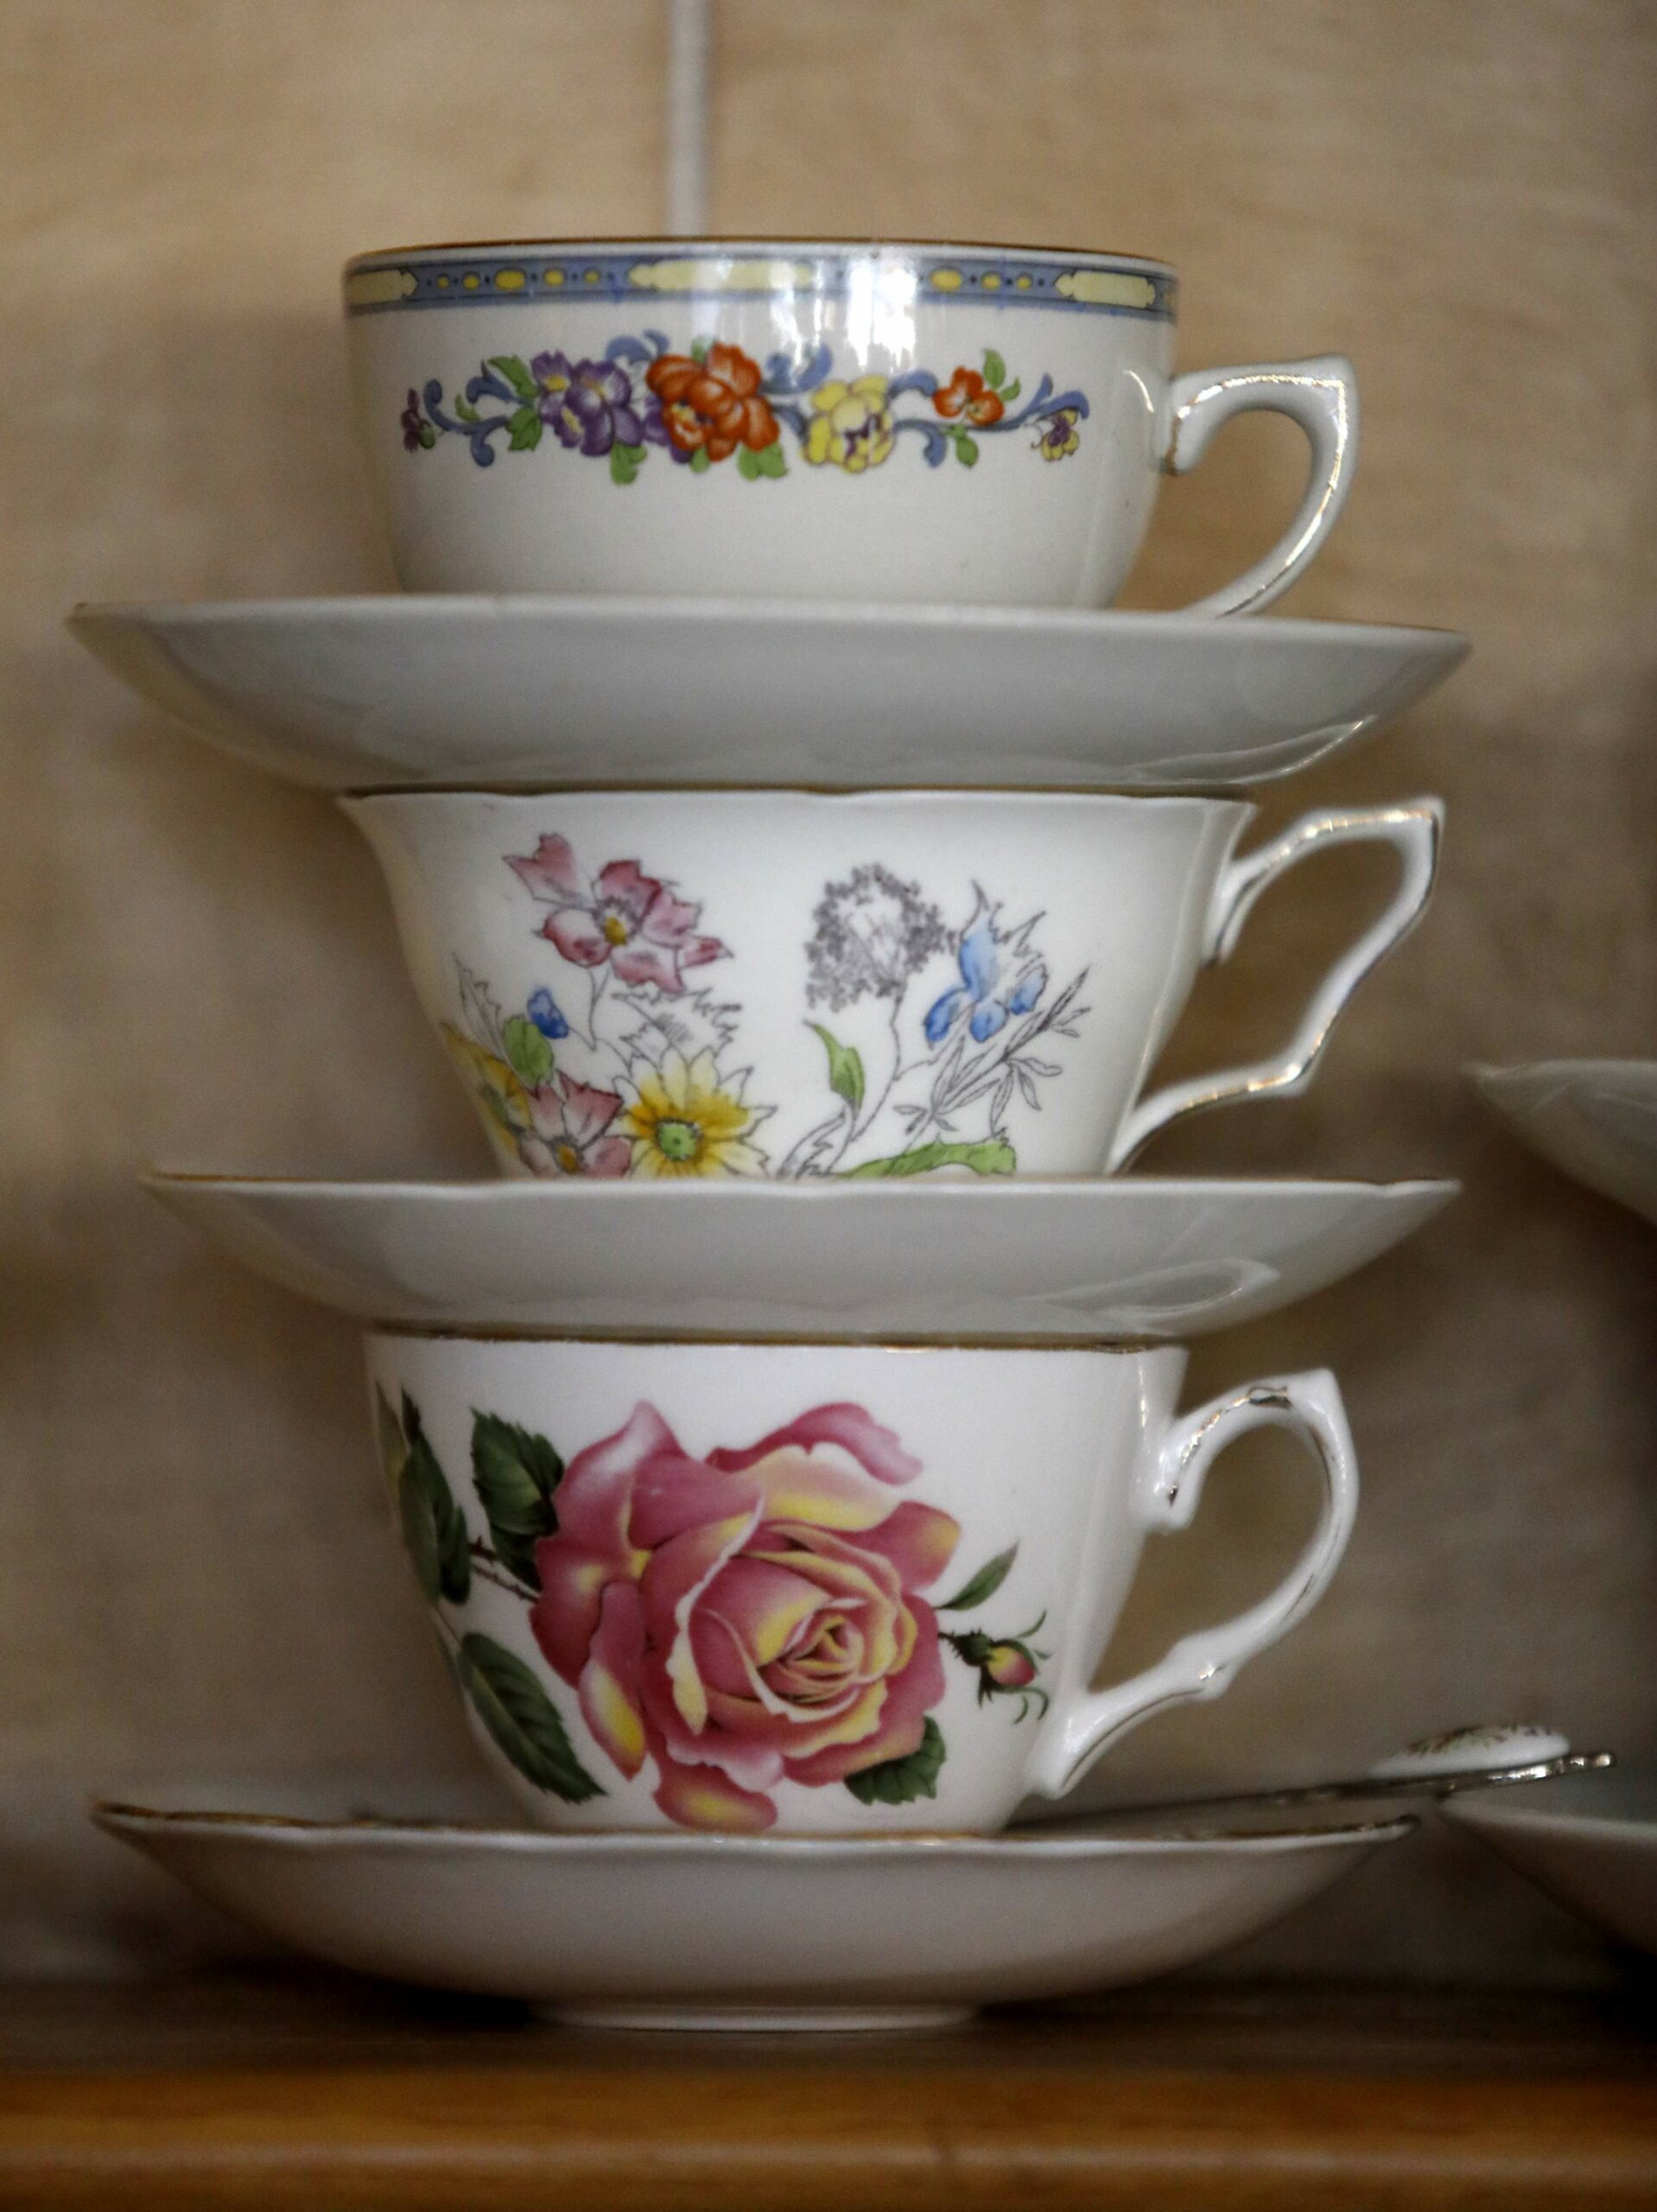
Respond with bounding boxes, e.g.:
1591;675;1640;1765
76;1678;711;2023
344;787;1441;1182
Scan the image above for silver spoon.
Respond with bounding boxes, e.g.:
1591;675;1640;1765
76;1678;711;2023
1024;1723;1615;1828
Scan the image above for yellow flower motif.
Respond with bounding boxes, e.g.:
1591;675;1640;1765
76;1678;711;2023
622;1049;768;1178
803;376;895;474
442;1024;534;1140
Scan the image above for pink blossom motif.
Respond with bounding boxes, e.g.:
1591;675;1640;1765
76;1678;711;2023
530;1402;961;1832
982;1643;1038;1689
508;835;727;995
517;1073;632;1179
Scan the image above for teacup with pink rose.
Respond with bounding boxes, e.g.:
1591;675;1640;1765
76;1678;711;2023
369;1334;1360;1836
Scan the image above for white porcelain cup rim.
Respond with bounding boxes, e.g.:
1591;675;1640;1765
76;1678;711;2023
345;234;1180;273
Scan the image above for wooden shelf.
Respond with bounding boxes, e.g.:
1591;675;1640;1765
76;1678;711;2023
1;1972;1654;2209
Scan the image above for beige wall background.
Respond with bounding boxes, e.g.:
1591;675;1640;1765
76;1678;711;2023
2;0;1654;1986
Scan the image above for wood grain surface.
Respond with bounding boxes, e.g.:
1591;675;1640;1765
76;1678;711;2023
1;1977;1655;2210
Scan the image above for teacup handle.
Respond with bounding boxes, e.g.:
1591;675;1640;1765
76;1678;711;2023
1028;1369;1359;1799
1164;354;1359;617
1106;797;1444;1171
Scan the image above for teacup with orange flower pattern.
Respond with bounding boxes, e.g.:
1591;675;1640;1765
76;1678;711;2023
367;1334;1359;1835
345;238;1355;612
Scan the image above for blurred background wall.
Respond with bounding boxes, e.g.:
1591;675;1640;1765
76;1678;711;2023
1;0;1653;1984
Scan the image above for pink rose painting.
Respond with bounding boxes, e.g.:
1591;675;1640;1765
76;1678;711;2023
382;1386;1051;1831
530;1402;962;1831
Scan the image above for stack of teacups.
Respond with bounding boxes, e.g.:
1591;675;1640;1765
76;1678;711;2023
77;239;1470;2017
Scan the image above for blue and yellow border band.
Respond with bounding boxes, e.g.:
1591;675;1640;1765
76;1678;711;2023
344;248;1177;320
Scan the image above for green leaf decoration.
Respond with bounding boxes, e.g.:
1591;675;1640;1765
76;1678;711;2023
843;1139;1016;1179
955;432;981;468
397;1408;472;1606
689;337;709;362
473;1079;522;1136
938;1544;1018;1613
982;347;1006;390
689;447;713;474
458;1633;604;1802
609;442;646;486
454;394;480;423
471;1412;563;1590
501;1014;554;1087
809;1022;866;1114
375;1386;407;1485
507;405;543;452
999;378;1021;404
752;441;787;478
490;354;539;400
845;1717;946;1807
737;446;762;480
417;425;436;449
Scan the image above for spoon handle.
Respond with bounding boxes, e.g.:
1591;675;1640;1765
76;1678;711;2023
1034;1750;1615;1827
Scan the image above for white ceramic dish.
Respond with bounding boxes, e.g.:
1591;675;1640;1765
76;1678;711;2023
346;789;1442;1180
1470;1061;1657;1227
95;1797;1411;2028
1444;1769;1657;1956
143;1174;1457;1339
66;600;1469;793
345;238;1353;612
367;1336;1357;1836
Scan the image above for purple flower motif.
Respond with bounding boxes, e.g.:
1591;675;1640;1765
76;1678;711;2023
530;351;649;458
1035;408;1082;462
401;389;434;451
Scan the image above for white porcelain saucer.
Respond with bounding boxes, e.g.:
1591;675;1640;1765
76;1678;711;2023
69;599;1467;794
1444;1768;1657;1956
144;1173;1457;1339
95;1796;1411;2029
1471;1061;1657;1227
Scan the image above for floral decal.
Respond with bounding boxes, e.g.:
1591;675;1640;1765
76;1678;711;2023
1037;406;1082;461
402;339;1085;482
378;1389;1046;1831
440;838;766;1181
804;376;896;474
647;341;781;462
783;870;1089;1179
509;835;725;995
933;365;1006;426
621;1049;770;1179
442;835;1089;1181
531;350;660;456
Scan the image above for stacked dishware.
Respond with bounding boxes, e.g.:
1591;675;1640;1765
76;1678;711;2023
73;238;1476;2026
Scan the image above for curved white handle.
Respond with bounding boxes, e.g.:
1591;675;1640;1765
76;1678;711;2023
1028;1370;1359;1799
1108;797;1444;1170
1165;354;1358;617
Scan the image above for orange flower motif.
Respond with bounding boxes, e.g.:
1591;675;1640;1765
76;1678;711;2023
933;366;1006;426
645;342;780;462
